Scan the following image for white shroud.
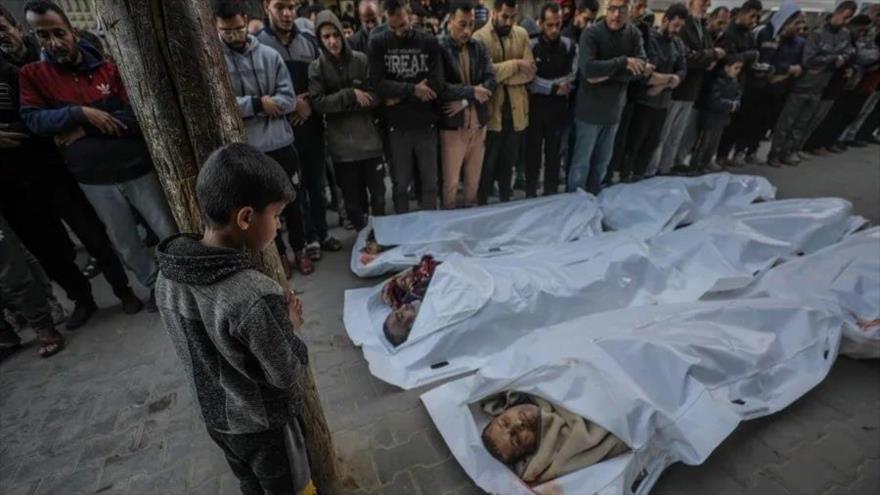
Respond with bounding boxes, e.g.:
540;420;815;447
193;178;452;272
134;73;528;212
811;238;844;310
343;198;861;389
421;299;842;495
597;172;776;237
349;192;603;277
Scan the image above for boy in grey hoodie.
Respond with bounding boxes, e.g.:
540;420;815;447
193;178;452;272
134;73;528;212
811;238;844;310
155;143;313;495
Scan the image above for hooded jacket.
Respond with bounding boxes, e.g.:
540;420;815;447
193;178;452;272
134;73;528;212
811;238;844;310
309;11;384;163
18;42;153;185
222;35;297;153
155;234;309;434
793;22;855;94
438;33;498;130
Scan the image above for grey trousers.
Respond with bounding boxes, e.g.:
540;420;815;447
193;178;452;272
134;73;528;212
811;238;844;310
388;125;439;213
770;92;821;159
0;213;55;335
79;171;178;289
652;100;695;175
800;99;835;151
841;91;880;142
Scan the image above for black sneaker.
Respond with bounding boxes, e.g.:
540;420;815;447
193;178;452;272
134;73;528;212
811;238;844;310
145;289;158;313
66;302;98;330
120;293;144;314
320;236;343;252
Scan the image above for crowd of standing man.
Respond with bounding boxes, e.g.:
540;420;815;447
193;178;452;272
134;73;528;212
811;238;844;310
2;0;880;358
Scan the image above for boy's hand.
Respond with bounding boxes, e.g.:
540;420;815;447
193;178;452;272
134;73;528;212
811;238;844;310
287;290;304;329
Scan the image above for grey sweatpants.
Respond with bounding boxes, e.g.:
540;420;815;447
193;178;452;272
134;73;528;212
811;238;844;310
0;213;56;336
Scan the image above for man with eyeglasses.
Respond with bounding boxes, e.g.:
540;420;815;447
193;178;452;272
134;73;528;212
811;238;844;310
568;0;646;194
214;0;316;276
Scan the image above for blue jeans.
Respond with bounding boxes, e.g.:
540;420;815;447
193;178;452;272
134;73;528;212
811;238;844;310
79;172;177;288
566;119;618;194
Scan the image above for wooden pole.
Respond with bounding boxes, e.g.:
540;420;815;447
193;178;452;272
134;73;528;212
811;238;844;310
93;1;338;491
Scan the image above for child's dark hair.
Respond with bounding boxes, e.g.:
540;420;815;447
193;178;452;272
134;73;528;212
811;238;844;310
212;0;248;19
722;53;742;67
196;143;295;228
23;0;71;26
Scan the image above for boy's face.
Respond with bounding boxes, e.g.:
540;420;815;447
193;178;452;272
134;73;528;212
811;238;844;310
237;201;287;251
484;404;540;464
726;61;743;78
320;24;343;56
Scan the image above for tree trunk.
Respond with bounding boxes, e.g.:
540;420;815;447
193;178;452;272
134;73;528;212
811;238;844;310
93;1;338;491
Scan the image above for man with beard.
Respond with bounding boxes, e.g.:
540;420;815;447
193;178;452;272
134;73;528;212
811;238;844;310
561;0;598;43
214;0;314;276
438;0;496;208
0;5;144;327
526;2;577;197
621;3;687;181
257;0;342;265
369;0;443;213
473;0;535;205
653;0;725;175
19;0;178;311
568;0;646;194
348;0;384;53
768;1;856;166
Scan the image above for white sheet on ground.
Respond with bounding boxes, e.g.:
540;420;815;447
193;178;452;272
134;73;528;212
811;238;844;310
421;299;842;495
723;227;880;359
350;191;603;277
344;198;860;389
597;172;776;237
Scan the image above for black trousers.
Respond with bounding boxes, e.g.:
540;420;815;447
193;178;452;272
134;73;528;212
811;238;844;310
608;102;636;182
479;120;521;205
265;146;308;254
717;86;763;158
1;167;133;305
293;121;328;244
208;426;295;495
856;97;880;141
525;106;565;197
623;104;668;178
335;157;386;231
805;91;868;151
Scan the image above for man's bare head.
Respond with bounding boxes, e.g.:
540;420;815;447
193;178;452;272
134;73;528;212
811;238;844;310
383;303;418;347
482;403;541;464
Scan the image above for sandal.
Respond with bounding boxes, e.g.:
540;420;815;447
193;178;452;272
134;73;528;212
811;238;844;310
38;332;65;358
81;257;102;279
294;252;315;276
305;242;322;262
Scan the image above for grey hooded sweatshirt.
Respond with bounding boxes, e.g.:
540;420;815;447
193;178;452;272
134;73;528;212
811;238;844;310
309;10;384;163
155;234;309;434
222;35;297;153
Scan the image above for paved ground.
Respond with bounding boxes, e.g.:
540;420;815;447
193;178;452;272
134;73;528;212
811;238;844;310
1;145;878;495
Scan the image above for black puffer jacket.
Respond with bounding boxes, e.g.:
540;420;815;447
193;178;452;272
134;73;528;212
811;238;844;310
309;11;384;163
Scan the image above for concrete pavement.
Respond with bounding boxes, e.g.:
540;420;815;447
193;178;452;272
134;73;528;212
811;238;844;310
0;145;878;495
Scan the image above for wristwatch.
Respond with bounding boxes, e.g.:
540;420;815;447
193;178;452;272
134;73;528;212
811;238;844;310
461;98;469;108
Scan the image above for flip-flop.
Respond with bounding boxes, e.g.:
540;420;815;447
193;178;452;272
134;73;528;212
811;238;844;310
38;335;65;358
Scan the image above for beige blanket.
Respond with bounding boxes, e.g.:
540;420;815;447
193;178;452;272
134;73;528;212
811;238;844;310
483;392;630;485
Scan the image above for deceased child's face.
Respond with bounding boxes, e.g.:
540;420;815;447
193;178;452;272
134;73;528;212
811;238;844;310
484;404;540;464
383;303;418;346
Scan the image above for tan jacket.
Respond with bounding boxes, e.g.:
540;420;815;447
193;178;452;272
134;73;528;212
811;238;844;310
472;23;534;132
